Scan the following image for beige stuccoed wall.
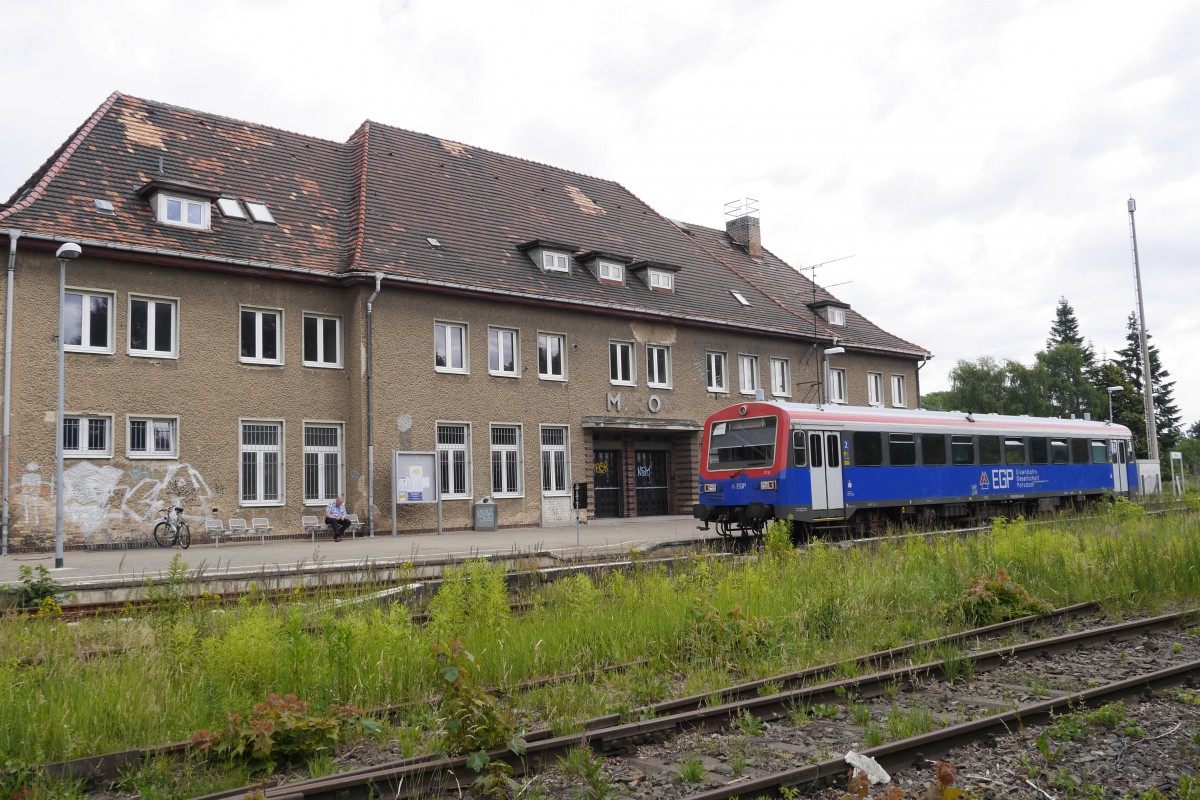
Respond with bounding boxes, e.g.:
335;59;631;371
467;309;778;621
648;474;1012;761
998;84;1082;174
1;250;919;550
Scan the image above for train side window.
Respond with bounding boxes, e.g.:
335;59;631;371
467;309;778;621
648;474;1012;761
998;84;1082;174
1051;439;1069;464
951;435;975;465
1090;439;1108;464
1004;437;1025;465
853;431;883;466
792;431;807;467
889;433;916;466
1071;438;1090;464
979;435;1001;465
827;434;841;468
921;434;947;465
1029;437;1048;464
809;433;823;468
1119;440;1128;464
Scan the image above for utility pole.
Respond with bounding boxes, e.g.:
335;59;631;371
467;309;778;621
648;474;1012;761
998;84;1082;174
1127;198;1158;462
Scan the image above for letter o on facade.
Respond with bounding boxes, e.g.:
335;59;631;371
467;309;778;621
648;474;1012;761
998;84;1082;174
647;394;662;413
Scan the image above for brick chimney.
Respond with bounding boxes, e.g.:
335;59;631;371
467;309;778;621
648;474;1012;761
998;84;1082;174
724;199;762;257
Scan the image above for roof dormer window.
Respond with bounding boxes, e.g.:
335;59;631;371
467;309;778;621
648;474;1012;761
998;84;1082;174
138;179;219;231
160;194;209;229
598;261;624;284
628;260;681;294
542;251;569;272
517;239;579;275
809;300;850;327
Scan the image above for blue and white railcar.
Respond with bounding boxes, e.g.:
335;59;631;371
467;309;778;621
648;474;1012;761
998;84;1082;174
693;401;1137;536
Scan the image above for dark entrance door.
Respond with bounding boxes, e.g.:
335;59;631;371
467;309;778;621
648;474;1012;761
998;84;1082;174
635;450;669;516
593;450;622;518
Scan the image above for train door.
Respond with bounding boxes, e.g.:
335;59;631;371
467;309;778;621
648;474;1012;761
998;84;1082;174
1112;439;1129;495
806;430;844;516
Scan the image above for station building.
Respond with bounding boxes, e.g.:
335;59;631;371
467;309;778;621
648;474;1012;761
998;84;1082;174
0;93;929;550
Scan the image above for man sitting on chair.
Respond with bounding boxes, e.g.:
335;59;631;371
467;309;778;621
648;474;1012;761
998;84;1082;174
325;495;351;542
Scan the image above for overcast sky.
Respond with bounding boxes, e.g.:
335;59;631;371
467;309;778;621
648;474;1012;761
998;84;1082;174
4;0;1197;426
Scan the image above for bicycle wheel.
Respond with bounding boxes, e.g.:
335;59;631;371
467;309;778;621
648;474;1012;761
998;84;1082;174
153;520;175;548
178;522;191;549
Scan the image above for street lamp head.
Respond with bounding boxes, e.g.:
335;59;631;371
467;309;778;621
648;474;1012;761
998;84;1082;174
1107;385;1124;393
55;242;81;260
823;346;845;356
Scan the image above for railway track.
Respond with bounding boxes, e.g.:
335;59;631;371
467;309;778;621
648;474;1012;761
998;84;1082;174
39;601;1101;793
173;603;1200;800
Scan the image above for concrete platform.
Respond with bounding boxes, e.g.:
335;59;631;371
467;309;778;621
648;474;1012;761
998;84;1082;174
0;516;724;602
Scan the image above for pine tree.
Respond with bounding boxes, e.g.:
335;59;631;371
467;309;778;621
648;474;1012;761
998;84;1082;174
1040;298;1102;419
1114;312;1182;455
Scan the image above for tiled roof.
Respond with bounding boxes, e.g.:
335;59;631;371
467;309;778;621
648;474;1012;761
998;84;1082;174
0;92;927;357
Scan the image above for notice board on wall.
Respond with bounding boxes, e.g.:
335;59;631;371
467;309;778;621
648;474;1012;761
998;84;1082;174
393;451;438;504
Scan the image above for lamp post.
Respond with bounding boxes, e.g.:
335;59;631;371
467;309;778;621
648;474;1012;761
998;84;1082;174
822;346;845;405
54;242;81;570
1106;385;1124;426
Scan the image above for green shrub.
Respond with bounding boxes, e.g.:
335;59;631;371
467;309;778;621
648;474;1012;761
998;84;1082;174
191;693;371;772
2;565;72;608
949;568;1052;626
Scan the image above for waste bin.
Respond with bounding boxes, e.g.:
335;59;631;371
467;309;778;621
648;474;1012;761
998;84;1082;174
473;496;498;532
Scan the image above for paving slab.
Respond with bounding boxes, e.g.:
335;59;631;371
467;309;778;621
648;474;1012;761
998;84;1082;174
0;516;722;594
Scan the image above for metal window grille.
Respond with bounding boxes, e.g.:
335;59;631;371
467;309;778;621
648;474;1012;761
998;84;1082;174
303;424;341;501
241;422;281;502
540;426;567;493
62;418;80;452
490;426;521;495
130;418;176;455
437;424;470;496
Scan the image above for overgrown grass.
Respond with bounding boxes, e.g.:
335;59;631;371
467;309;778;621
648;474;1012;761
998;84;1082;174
2;510;1199;790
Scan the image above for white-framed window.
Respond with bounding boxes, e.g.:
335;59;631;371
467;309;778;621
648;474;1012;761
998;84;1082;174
434;321;468;373
490;424;523;497
646;344;671;388
825;307;846;326
436;422;472;499
537;332;567;380
649;269;674;291
152;193;210;229
239;306;282;364
127;416;177;458
706;351;728;392
540;425;569;495
488;327;519;377
128;295;177;358
542;251;570;273
609;340;635;385
828;368;847;404
891;374;908;407
240;420;283;505
598;261;624;283
738;354;760;394
868;372;883;406
770;357;790;397
303;313;341;368
64;289;114;353
63;414;112;458
303;422;343;504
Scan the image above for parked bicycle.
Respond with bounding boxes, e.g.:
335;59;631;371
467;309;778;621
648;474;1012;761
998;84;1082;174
152;506;191;549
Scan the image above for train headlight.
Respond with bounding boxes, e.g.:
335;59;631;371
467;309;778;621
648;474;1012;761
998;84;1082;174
759;480;777;490
703;483;717;493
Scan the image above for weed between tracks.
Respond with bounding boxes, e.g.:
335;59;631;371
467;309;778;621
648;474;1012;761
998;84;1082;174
2;506;1200;797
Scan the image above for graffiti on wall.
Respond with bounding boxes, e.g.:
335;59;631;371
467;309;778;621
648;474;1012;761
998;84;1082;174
10;460;216;545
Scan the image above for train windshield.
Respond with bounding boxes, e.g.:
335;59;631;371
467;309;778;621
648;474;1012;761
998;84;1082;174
708;416;777;470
